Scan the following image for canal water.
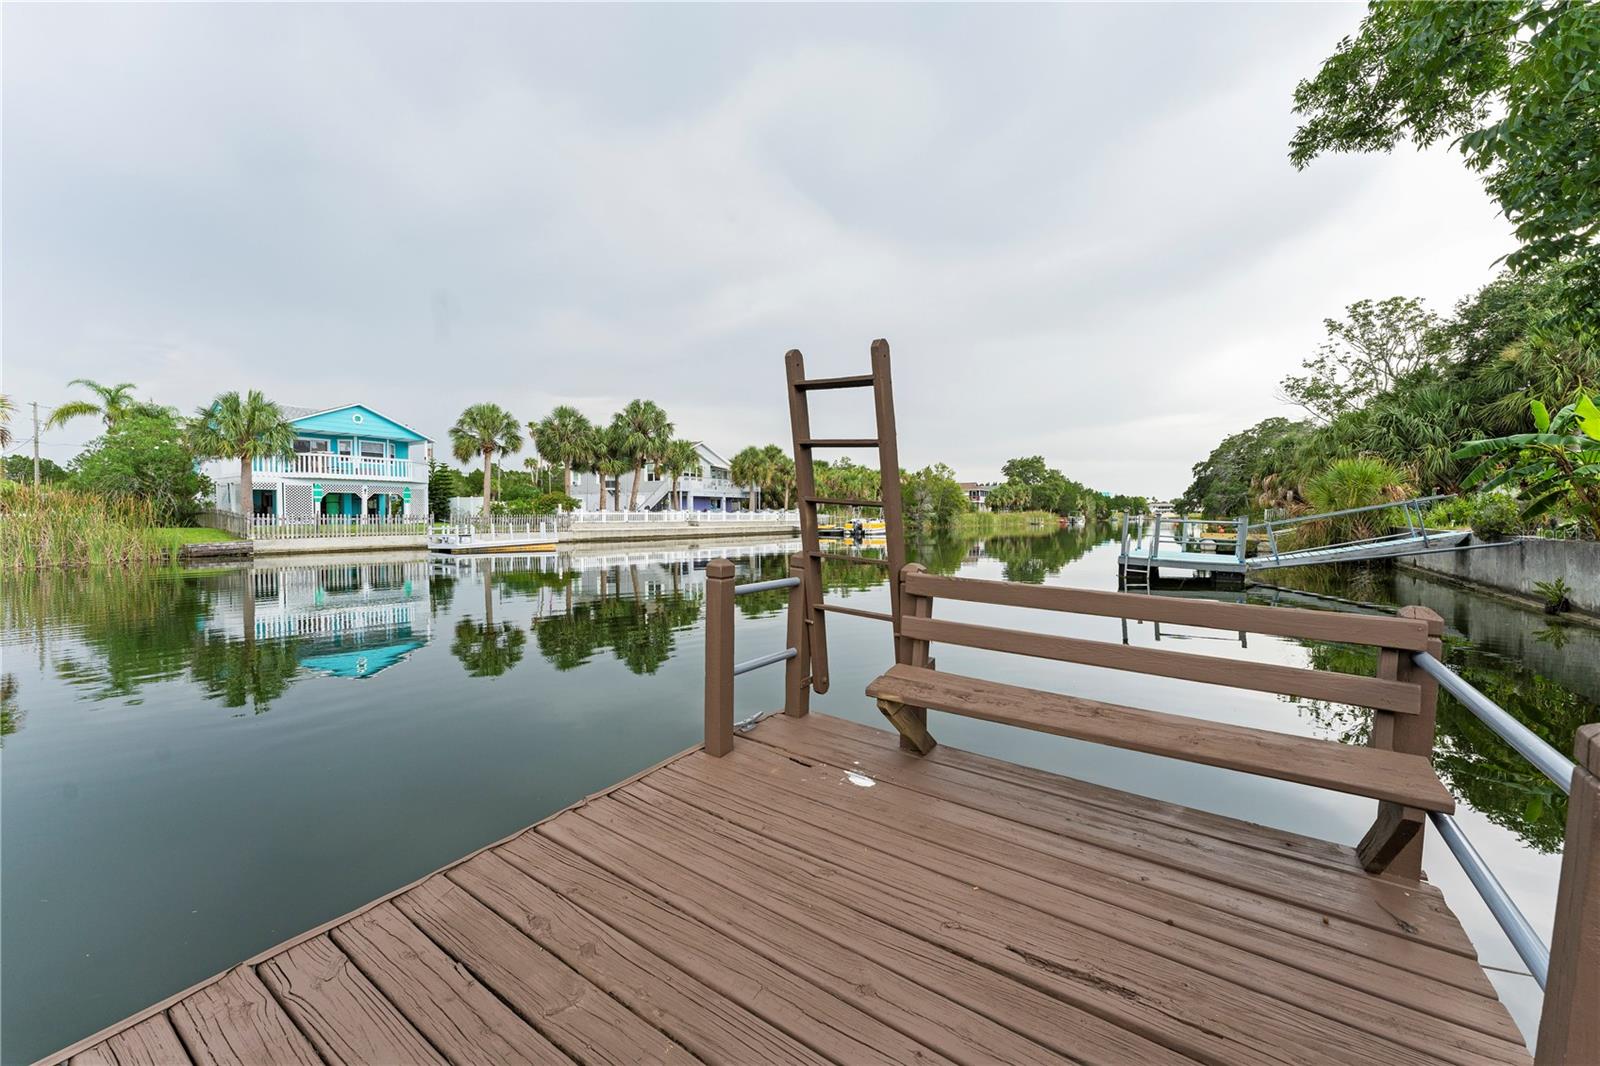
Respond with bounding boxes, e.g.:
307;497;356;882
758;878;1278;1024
3;527;1594;1062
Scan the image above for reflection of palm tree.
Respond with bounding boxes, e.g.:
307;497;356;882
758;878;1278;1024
1;673;22;743
450;618;526;677
189;633;303;712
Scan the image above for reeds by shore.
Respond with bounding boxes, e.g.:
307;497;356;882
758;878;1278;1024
1;484;167;570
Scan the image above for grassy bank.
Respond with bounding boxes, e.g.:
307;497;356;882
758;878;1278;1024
1;485;175;570
954;510;1061;536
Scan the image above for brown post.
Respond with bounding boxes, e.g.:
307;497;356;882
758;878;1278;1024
1357;605;1442;878
784;552;810;718
704;558;735;756
882;562;936;753
870;340;909;662
1536;724;1600;1065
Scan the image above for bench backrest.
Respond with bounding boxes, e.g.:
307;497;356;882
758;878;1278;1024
897;567;1433;713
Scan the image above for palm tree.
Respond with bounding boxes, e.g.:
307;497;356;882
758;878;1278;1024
598;446;631;512
730;446;767;511
609;400;673;510
0;394;12;449
659;439;700;510
531;405;594;497
187;391;295;516
450;403;523;513
760;444;794;509
46;379;141;429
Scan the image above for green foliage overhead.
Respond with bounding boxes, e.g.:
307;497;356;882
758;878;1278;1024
1455;393;1600;537
1290;2;1600;322
70;410;210;524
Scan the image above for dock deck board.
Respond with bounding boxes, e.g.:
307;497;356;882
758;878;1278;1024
45;712;1530;1066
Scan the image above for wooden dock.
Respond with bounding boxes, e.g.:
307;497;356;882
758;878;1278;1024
43;344;1597;1066
46;711;1536;1066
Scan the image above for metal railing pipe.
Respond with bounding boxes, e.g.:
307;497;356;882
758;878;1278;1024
733;647;798;676
1429;811;1550;988
735;577;802;596
1411;652;1577;792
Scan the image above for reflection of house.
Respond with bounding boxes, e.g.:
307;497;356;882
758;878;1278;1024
570;443;755;512
202;404;432;519
201;561;433;679
959;481;1001;511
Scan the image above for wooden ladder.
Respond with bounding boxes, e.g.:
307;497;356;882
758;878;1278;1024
784;339;907;702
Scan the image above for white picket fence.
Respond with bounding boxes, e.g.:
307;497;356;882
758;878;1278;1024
247;515;429;539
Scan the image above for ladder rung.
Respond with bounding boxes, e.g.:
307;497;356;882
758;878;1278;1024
799;438;879;448
794;373;876;392
816;603;894;623
805;496;882;508
809;550;891;568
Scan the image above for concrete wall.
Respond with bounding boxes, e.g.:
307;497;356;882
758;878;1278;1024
1401;535;1600;616
562;518;799;544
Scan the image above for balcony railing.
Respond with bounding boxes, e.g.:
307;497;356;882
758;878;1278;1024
205;454;424;481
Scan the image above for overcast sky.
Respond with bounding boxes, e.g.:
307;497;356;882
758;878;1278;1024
4;4;1514;497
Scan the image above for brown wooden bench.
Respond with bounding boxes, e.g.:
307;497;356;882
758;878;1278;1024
868;564;1451;877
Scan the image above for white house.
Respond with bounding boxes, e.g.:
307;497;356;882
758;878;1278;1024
202;403;433;520
570;443;755;512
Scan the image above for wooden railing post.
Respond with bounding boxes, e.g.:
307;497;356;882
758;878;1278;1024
1358;605;1442;877
704;558;735;756
878;563;937;755
1536;724;1600;1065
784;552;810;718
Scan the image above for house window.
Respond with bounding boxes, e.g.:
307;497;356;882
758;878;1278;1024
336;439;353;455
360;440;388;458
294;438;330;454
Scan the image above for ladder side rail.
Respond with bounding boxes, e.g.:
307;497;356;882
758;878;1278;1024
869;339;909;663
785;349;830;695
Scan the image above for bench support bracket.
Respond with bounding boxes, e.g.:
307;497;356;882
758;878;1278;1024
877;698;937;755
1357;804;1425;873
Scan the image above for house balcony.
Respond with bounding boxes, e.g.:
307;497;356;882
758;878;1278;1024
202;453;426;482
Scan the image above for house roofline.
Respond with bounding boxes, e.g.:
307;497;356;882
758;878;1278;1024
287;403;433;442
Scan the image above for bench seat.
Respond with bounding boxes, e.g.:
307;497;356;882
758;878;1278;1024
866;663;1454;812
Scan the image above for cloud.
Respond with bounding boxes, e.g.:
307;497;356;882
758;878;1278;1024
2;4;1513;495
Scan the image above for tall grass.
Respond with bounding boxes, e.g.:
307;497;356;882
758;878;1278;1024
1;483;167;570
954;510;1061;536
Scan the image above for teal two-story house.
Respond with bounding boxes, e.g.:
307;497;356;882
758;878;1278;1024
204;404;433;520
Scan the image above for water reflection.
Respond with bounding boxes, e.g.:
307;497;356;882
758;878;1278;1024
2;527;1595;1062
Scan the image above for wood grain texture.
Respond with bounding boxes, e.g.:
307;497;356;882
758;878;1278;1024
652;752;1527;1066
899;615;1423;713
1535;726;1600;1065
393;877;694;1066
447;851;825;1065
168;968;321;1066
69;1016;191;1066
330;903;571;1066
747;713;1485;977
257;936;444;1065
867;664;1452;810
902;570;1433;649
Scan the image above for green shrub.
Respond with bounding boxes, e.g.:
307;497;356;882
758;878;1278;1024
1426;492;1524;538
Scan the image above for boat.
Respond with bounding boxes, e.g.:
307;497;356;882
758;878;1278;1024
427;520;560;555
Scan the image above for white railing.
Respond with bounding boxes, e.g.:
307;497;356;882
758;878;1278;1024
206;454;424;481
248;515;429;539
567;509;799;525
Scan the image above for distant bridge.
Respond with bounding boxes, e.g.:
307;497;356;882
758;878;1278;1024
1118;495;1489;586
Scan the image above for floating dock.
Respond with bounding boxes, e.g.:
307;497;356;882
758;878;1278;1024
427;522;559;555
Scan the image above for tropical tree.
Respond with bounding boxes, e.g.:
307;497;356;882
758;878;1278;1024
1278;298;1448;423
1298;457;1412;545
187;390;295;516
72;409;209;524
46;379;146;429
531;405;595;497
760;444;794;509
449;403;523;513
730;446;767;510
1456;394;1600;538
594;426;631;511
609;400;673;510
0;394;12;449
1290;2;1600;323
659;439;700;511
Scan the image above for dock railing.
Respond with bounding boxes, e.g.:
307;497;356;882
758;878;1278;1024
703;555;810;756
711;559;1596;1064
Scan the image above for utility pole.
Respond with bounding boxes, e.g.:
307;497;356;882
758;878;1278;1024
32;401;41;488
